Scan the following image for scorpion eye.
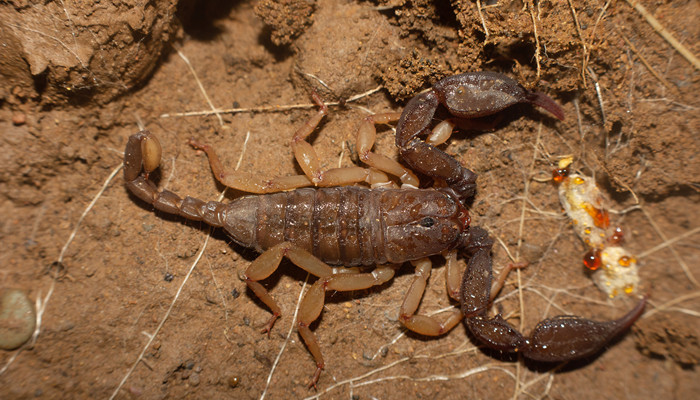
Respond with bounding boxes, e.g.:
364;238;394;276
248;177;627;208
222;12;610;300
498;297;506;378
420;217;435;227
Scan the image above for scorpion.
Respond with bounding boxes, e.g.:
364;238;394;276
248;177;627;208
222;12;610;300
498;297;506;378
124;72;646;388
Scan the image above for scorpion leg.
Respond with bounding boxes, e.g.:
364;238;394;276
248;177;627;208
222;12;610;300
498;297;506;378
444;249;464;300
191;92;390;191
356;113;419;187
398;257;462;336
290;91;328;181
298;264;396;388
243;241;396;365
396;243;506;337
289;92;394;188
244;242;335;334
188;139;313;193
460;227;647;361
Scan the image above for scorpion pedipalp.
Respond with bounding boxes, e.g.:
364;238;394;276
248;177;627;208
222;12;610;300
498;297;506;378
394;72;565;201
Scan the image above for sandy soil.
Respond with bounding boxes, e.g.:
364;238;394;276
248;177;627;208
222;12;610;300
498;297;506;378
1;0;698;399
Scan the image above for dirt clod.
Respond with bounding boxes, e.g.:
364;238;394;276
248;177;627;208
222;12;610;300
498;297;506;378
635;314;700;367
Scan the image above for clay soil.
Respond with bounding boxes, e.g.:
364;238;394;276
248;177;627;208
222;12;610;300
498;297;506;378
1;0;699;399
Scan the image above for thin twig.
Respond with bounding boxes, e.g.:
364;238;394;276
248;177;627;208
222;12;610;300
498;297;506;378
586;68;607;127
639;208;700;287
624;0;700;70
566;0;589;87
642;291;700;319
526;0;542;82
175;48;225;127
160;86;383;118
617;30;675;90
476;0;490;37
637;226;700;260
260;275;309;400
589;0;613;46
0;164;123;375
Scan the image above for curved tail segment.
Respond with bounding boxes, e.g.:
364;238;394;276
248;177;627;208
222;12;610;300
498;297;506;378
124;130;227;228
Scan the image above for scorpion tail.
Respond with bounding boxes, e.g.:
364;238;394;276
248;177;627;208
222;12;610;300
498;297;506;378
124;130;228;228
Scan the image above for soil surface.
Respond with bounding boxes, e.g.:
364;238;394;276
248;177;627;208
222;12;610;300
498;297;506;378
1;0;699;399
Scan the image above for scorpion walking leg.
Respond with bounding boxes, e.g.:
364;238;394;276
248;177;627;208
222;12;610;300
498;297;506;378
289;91;328;182
444;249;464;300
188;139;313;193
397;251;526;337
356;113;419;187
297;264;396;388
460;228;647;361
244;242;335;334
399;257;462;336
191;92;390;191
293;93;394;187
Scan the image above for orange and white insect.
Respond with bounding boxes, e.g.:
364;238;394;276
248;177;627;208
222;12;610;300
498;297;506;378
553;157;639;298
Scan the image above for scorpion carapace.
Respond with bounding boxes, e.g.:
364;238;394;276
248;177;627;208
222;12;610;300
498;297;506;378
124;71;645;388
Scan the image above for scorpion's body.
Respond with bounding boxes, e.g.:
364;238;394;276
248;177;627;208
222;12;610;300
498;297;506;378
126;136;468;268
125;72;646;389
223;186;467;267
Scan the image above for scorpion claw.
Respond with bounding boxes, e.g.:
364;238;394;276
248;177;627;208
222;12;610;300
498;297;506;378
466;314;527;353
524;91;565;121
396;72;564;204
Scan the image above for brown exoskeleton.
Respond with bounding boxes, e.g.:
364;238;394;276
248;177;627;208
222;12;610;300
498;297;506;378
124;72;645;388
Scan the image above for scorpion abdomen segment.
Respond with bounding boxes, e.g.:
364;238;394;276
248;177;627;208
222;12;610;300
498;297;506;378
223;187;467;267
224;187;386;267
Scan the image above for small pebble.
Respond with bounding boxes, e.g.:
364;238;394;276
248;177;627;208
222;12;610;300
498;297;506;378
228;375;240;388
0;289;36;350
12;113;26;126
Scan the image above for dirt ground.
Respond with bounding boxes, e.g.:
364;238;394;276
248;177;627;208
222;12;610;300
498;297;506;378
1;0;699;399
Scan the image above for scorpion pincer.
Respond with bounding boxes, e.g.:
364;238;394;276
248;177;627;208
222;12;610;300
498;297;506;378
124;72;646;388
